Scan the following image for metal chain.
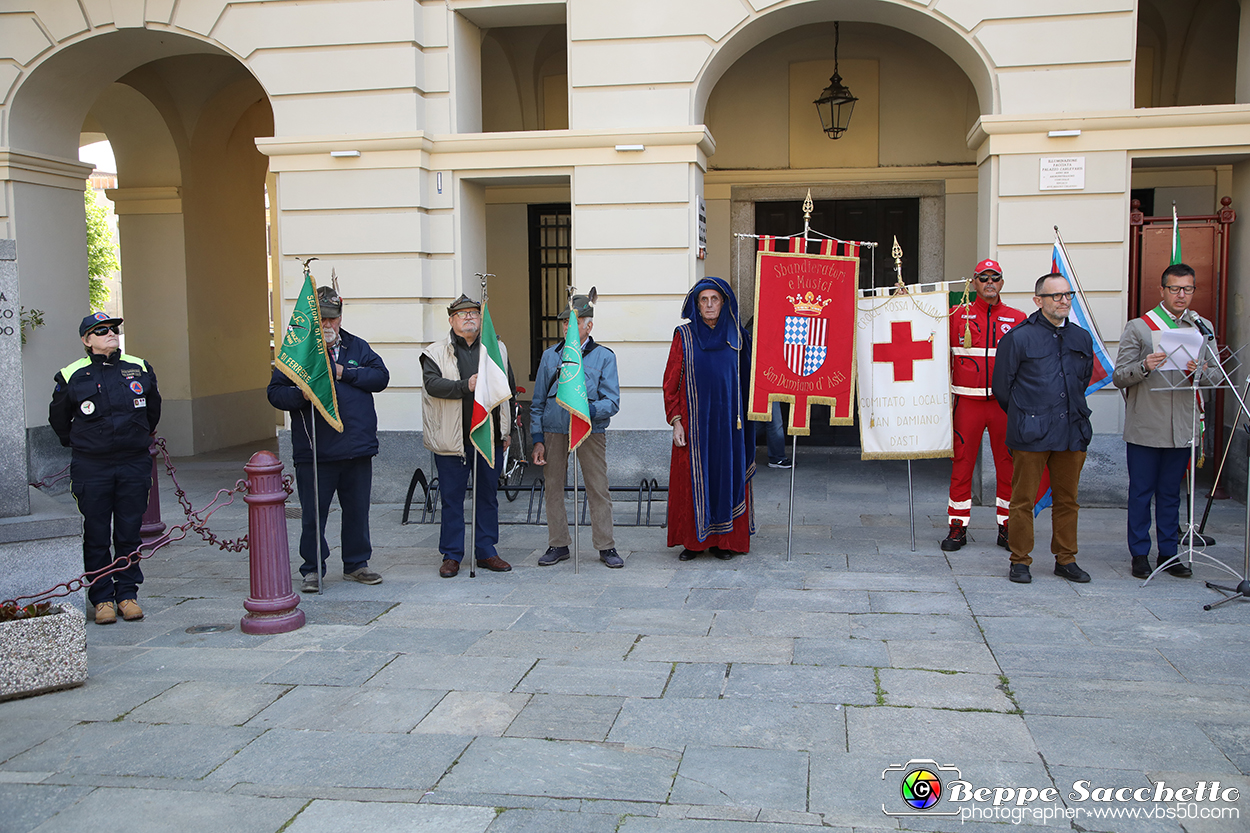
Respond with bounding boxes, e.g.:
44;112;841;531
6;439;295;608
28;463;71;490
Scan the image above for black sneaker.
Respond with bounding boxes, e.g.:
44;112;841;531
768;458;793;469
940;521;967;552
1158;555;1192;578
538;546;570;566
1008;563;1032;584
300;574;319;593
1131;555;1151;579
599;548;624;568
1054;561;1091;583
996;522;1009;549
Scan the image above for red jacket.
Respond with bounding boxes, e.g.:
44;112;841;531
949;295;1027;399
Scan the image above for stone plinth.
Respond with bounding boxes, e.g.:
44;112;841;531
0;487;84;609
0;604;87;701
0;240;28;518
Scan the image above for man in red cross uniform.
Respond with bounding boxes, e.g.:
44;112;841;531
942;259;1028;551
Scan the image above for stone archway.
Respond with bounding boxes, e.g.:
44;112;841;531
8;30;275;461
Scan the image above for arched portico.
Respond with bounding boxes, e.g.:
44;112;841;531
7;29;275;460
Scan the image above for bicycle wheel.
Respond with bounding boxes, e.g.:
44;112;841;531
502;445;526;501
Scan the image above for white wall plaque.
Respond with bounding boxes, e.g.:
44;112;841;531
1040;156;1085;191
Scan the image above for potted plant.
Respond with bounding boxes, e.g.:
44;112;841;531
0;602;87;701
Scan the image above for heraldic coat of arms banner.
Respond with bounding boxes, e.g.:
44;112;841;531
748;250;859;434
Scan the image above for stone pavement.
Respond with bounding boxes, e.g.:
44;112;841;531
3;443;1250;832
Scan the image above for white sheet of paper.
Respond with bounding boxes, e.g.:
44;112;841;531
1152;328;1204;371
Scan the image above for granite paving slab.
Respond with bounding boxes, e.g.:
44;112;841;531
752;588;871;613
503;694;624;742
260;649;398;686
885;639;1000;674
1009;677;1250;720
846;707;1037;762
485;807;622;833
868;592;971;616
628;635;793;665
1025;715;1241;773
1196;722;1250;774
1046;766;1189;833
608;698;847;752
722;664;878;705
663;663;727;698
95;646;300;683
24;787;305;833
707;610;850;638
412;690;530;736
340;625;491;654
792;637;890;668
285;800;497;830
683;588;759;610
975;616;1087;645
364;653;535;691
0;678;174;723
1155;642;1250;686
207;728;469;790
992;644;1184;683
246;685;445;733
376;603;529;630
2;722;262;779
607;608;715;636
595;586;694;609
466;630;638;660
847;614;983;642
502;585;606;606
1;782;94;833
683;569;803;590
250;623;369;651
878;669;1014;711
617;818;851;832
670;746;809;811
125;680;289;726
508;606;618;633
516;658;671;697
436;736;677;802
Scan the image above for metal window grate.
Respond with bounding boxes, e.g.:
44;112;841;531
528;204;572;378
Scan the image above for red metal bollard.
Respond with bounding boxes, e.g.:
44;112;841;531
240;450;305;635
140;439;166;542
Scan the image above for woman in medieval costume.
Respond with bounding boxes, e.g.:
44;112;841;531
663;277;756;560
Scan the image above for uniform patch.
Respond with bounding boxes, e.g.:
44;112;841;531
130;381;143;394
134;398;146;408
80;401;95;415
121;369;140;379
1001;323;1011;333
93;312;109;322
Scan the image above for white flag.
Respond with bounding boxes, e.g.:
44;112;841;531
856;285;953;460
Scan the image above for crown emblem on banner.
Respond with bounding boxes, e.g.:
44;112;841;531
786;291;832;316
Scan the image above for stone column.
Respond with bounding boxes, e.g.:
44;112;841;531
0;240;29;518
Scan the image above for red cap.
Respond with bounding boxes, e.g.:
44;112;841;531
975;259;1002;276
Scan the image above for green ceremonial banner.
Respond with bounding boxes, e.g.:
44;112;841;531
556;308;592;452
276;271;343;433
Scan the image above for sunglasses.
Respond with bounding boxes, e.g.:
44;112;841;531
975;275;1003;283
89;325;120;336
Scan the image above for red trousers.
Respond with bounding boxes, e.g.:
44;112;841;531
948;396;1012;526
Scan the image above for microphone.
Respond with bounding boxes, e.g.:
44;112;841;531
1185;309;1215;340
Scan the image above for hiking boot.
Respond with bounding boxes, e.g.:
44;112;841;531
599;548;624;568
344;567;383;585
117;599;143;621
940;520;967;552
539;546;570;566
996;522;1009;549
93;601;117;625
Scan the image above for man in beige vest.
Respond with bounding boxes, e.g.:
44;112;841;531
420;295;516;577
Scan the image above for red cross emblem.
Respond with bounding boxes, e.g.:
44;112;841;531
872;321;933;382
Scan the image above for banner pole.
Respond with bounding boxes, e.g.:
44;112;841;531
310;410;323;594
908;459;916;553
572;447;580;574
470;457;477;579
786;432;797;562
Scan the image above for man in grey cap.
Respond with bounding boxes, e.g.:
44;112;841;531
530;292;622;567
268;283;390;592
420;294;517;577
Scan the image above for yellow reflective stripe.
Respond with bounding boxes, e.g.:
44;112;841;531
119;353;150;371
951;347;996;357
59;357;90;379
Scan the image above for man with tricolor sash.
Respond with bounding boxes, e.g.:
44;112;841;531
530;291;622;568
1113;263;1214;580
420;294;516;578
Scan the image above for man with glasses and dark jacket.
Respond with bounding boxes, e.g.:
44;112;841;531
942;259;1027;552
1113;263;1214;580
993;273;1094;585
49;313;161;624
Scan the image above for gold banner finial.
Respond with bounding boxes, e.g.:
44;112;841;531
891;236;904;286
802;189;813;221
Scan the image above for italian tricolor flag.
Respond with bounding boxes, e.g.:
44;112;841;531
469;301;511;466
1171;203;1182;265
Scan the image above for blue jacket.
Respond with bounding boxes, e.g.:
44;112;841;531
49;351;161;460
992;310;1093;453
267;329;390;463
530;337;620;445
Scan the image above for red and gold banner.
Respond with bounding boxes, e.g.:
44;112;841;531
747;250;859;434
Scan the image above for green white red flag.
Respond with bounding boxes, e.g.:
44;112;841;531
1171;203;1182;265
469;301;511;466
556;308;592;451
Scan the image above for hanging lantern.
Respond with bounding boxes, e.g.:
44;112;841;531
814;22;857;140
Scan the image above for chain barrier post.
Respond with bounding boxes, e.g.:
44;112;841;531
240;450;304;635
140;437;167;542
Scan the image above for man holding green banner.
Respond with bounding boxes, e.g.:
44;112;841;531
420;294;517;578
269;277;390;592
530;292;622;568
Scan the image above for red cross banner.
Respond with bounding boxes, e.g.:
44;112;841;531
855;285;953;460
748;250;859;434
